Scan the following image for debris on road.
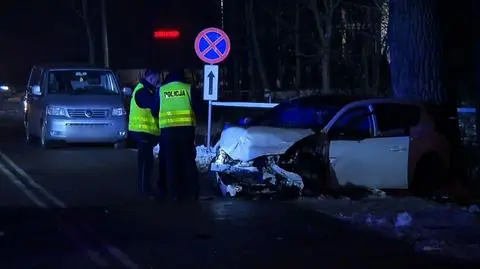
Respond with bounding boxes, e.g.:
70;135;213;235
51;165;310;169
153;144;216;172
211;154;305;198
195;145;217;172
299;196;480;263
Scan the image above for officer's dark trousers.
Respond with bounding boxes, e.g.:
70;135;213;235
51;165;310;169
159;126;198;201
136;135;157;196
157;150;167;200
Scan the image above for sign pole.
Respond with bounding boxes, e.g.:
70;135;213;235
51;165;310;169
207;100;213;149
194;27;231;152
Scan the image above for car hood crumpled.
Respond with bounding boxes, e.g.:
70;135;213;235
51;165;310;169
216;126;315;162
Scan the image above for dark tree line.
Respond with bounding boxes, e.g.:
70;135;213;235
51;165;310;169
218;0;474;107
222;0;391;100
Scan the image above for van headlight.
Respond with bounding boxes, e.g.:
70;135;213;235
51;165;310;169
46;106;66;116
112;107;126;116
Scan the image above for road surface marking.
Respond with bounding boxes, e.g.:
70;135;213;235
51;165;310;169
0;162;47;208
107;245;140;269
0;151;140;269
0;158;110;267
0;152;66;208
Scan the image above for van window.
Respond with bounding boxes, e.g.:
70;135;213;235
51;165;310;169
28;67;42;87
47;70;119;95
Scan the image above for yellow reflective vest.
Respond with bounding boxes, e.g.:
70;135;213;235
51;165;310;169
158;81;195;128
128;83;160;135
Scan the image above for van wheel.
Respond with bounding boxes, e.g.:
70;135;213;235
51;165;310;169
411;154;446;197
25;120;34;145
40;122;52;149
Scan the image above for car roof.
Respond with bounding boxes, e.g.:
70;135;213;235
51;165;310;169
287;94;426;108
34;63;109;71
287;94;366;107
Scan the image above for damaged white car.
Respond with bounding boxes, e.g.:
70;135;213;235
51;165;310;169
210;95;455;198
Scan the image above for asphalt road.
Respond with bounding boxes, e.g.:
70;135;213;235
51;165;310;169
0;104;477;268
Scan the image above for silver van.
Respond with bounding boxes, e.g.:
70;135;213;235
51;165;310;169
24;65;132;148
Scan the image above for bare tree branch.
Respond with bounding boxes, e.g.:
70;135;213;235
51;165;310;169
309;0;325;43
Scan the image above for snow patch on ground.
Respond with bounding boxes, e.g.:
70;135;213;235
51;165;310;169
299;197;480;262
153;144;217;172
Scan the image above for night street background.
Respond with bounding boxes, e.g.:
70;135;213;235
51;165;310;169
1;0;480;268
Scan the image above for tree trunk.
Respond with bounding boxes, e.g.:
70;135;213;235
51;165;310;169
474;0;480;145
244;0;255;99
247;0;269;99
389;0;463;189
321;50;331;94
232;45;240;98
310;0;334;94
81;0;95;65
275;0;283;92
388;0;445;102
361;45;371;95
370;7;382;96
294;1;301;93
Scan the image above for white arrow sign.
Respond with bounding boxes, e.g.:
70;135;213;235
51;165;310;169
203;65;219;101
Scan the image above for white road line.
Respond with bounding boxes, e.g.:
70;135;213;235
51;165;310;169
0;151;140;269
107;246;140;269
85;249;110;267
0;162;47;208
0;152;66;208
0;158;110;268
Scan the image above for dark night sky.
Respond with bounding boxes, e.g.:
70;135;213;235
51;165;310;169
0;0;220;83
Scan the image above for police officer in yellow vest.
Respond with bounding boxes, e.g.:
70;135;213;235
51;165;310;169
151;69;201;201
128;69;161;199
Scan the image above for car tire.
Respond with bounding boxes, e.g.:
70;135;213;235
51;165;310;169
40;122;52;149
114;140;127;149
411;153;446;197
25;120;34;145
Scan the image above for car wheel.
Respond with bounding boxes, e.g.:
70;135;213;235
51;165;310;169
25;120;34;145
411;153;446;197
40;122;52;149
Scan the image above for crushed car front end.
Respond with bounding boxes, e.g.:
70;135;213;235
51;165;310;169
210;126;330;198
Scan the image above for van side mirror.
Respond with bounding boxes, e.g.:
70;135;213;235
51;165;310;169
31;85;42;96
122;87;132;96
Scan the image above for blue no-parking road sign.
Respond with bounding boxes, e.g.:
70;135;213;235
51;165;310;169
194;27;231;65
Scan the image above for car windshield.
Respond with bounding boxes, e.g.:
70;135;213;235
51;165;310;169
47;70;119;95
248;99;342;129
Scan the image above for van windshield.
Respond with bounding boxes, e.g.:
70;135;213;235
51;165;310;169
47;70;119;95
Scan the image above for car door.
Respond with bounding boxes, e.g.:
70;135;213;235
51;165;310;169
327;105;381;188
370;103;421;188
327;103;410;189
26;67;44;136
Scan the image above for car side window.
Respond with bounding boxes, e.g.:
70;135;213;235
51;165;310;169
329;106;373;139
373;103;421;137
